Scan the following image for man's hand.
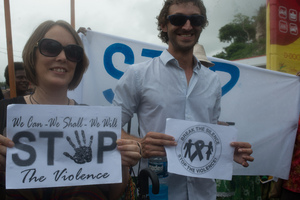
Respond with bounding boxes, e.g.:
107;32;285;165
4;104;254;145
117;139;142;167
141;132;177;158
231;142;254;167
77;27;91;35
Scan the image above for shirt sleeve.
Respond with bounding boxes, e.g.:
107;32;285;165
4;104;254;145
212;75;222;124
113;66;140;127
0;100;7;135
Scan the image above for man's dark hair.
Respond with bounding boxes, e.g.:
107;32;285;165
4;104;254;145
4;62;24;86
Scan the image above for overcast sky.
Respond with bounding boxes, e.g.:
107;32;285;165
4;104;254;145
0;0;265;82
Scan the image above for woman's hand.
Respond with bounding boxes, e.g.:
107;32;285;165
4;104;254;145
0;134;14;170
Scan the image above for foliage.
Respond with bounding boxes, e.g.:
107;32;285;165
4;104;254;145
213;5;266;60
219;14;256;44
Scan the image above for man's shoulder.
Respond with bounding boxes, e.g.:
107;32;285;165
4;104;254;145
124;57;162;77
130;56;160;69
201;66;219;77
128;49;168;70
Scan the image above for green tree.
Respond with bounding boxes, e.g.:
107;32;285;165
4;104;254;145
214;5;266;60
219;14;256;44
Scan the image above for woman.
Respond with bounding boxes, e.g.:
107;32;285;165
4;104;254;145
0;20;141;200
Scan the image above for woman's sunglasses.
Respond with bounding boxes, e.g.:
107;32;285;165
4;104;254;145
36;38;83;62
167;14;205;27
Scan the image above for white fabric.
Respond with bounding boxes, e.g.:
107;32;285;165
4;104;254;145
209;57;300;178
69;30;300;180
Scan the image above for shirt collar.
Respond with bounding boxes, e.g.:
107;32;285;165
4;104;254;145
160;49;175;66
160;49;202;72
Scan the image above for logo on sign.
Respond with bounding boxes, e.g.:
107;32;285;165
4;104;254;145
279;20;288;33
175;125;222;174
289;9;297;22
279;6;287;19
290;23;298;35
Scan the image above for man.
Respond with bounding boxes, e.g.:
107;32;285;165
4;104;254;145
3;62;30;99
113;0;254;199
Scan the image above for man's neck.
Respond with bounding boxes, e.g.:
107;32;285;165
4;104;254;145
167;48;195;84
168;48;194;70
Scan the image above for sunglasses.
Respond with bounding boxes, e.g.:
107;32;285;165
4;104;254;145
36;38;83;62
167;14;205;27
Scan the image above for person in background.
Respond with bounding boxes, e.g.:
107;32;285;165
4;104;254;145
113;0;254;199
0;20;141;200
193;43;215;68
0;89;4;100
3;62;29;99
280;71;300;200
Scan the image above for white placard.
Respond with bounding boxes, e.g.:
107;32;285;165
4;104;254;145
6;104;122;189
165;118;237;180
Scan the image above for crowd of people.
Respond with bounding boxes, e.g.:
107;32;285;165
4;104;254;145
0;0;298;199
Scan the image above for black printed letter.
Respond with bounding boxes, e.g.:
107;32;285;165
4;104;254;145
40;132;63;165
12;131;36;166
97;131;117;163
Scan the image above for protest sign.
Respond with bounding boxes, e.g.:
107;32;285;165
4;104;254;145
6;104;121;189
165;118;237;180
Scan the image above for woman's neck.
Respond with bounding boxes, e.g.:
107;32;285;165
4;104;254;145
29;86;70;105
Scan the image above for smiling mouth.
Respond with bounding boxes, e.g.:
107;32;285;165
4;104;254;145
180;34;193;37
51;68;67;73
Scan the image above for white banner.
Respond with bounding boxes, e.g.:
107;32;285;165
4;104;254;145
69;30;300;179
6;105;122;189
208;57;300;178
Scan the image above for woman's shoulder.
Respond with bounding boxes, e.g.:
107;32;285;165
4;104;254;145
0;96;26;110
0;96;26;108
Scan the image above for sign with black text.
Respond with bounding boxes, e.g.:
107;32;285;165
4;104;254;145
165;118;237;180
6;104;122;189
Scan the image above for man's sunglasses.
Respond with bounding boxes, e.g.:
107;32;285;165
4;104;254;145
36;38;83;62
167;14;205;27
